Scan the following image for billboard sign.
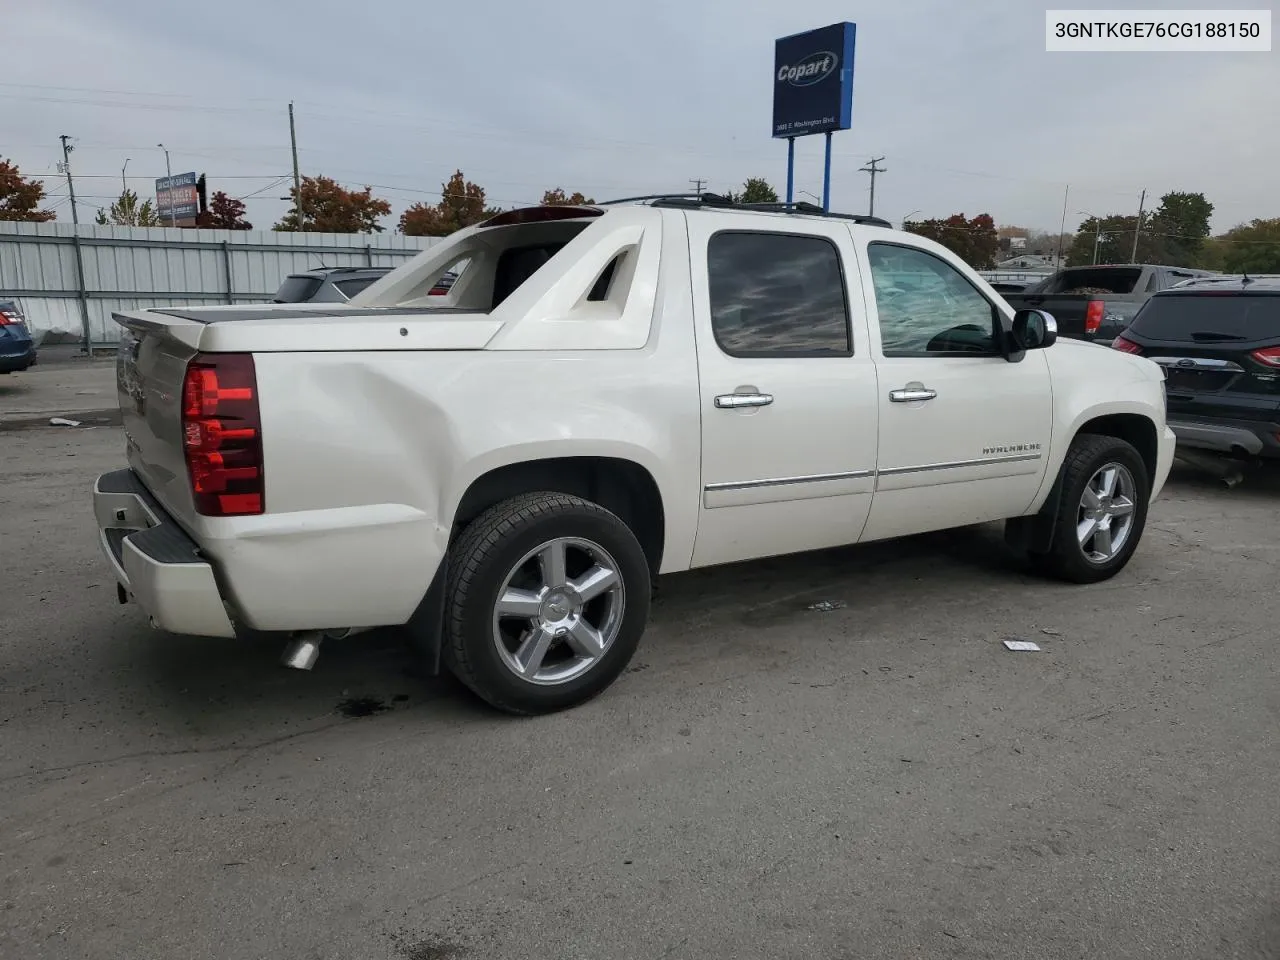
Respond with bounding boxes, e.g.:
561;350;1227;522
772;22;856;139
155;172;199;221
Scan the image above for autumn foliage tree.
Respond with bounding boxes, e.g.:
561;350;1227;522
399;170;502;237
273;176;391;233
541;188;594;206
0;159;55;222
904;213;1000;268
197;191;252;230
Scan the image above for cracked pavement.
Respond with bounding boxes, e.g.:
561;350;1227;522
2;427;1279;959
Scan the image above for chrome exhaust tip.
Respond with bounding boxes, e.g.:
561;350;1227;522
280;632;323;671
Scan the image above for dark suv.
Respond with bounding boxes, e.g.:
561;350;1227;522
271;266;396;304
1112;275;1280;459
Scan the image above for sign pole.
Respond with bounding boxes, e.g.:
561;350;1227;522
822;132;833;212
785;137;795;205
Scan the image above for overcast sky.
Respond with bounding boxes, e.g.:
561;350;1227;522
5;0;1277;234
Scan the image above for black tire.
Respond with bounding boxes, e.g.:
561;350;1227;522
1029;433;1151;584
442;491;651;715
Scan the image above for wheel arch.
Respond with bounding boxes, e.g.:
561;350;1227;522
1009;407;1159;556
407;453;667;678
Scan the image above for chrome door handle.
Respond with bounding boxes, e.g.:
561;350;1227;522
715;393;774;409
889;387;937;403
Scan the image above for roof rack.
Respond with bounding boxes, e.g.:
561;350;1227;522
598;192;892;227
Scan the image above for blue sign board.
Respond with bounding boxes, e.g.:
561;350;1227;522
772;22;856;139
155;171;199;220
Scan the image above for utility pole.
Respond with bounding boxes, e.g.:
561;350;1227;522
859;157;886;217
1130;188;1146;263
59;134;91;358
1093;225;1106;265
1055;185;1070;269
289;102;304;230
157;143;174;226
58;135;79;225
689;178;705;196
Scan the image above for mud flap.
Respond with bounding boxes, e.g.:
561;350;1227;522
1005;468;1066;556
404;555;449;676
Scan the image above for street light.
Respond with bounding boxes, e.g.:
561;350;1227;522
121;158;130;194
901;209;921;229
798;190;821;205
157;143;174;227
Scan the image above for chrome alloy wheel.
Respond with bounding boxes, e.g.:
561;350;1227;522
491;537;626;685
1077;462;1137;563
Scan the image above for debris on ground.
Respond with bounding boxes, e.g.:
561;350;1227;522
808;600;847;612
49;417;82;427
1002;638;1041;652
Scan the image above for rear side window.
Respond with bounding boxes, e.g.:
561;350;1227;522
707;231;851;356
272;276;323;303
1129;293;1280;342
333;277;380;299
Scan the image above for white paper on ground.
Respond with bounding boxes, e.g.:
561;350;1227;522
1003;639;1041;652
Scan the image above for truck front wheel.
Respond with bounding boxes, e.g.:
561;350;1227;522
1029;433;1151;584
442;492;651;714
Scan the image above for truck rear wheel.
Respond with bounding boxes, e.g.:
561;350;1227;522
1030;433;1151;584
442;492;651;715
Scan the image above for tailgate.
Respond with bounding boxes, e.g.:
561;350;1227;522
115;311;205;527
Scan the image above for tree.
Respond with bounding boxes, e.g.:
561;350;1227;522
273;176;391;233
1207;218;1280;274
94;189;163;227
904;213;1000;268
400;170;502;237
197;190;252;230
1066;214;1168;266
722;177;779;204
0;159;56;222
541;188;594;206
1150;191;1213;266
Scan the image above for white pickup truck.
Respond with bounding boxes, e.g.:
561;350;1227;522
94;195;1176;714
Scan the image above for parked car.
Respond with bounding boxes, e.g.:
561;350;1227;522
0;299;37;373
93;195;1175;715
271;266;396;304
1112;274;1280;459
1004;263;1218;344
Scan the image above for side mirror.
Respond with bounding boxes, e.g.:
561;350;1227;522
1011;309;1057;351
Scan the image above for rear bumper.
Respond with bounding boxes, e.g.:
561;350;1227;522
1168;417;1280;459
93;469;237;638
0;346;37;372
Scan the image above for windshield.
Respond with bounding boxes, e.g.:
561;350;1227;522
1129;293;1280;342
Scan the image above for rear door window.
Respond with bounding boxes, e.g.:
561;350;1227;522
706;231;851;356
1129;294;1280;342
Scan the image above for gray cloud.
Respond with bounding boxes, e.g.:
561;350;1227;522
4;0;1276;233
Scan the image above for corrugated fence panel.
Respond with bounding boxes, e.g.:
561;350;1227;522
0;222;440;343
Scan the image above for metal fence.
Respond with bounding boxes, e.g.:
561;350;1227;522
0;222;441;349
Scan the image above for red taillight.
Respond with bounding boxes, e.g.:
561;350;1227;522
1085;299;1104;335
181;353;264;517
0;311;19;326
1112;335;1142;355
1250;346;1280;368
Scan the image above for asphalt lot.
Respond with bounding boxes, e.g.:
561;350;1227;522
2;424;1278;960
